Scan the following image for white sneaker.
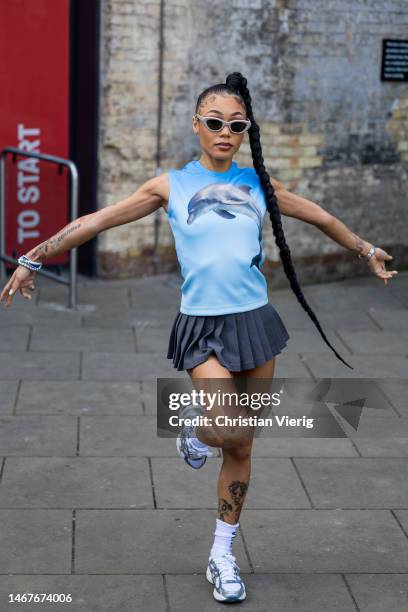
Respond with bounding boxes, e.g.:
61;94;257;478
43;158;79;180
206;552;246;602
176;403;213;469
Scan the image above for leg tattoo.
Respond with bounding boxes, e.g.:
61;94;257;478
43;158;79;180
228;481;248;523
218;498;233;521
217;481;249;523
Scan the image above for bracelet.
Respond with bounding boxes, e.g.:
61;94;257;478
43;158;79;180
18;254;43;271
357;245;376;261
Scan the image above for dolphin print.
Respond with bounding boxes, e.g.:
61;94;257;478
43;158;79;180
186;183;264;268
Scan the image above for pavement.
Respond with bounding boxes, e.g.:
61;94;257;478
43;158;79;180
0;269;407;611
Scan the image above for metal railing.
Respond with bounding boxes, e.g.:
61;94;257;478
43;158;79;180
0;147;79;308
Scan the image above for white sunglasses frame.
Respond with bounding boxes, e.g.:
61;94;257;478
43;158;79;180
194;113;251;134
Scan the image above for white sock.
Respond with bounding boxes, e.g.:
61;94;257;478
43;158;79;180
210;517;239;558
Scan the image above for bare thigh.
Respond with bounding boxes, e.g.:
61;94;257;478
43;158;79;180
186;353;276;379
186;353;276;446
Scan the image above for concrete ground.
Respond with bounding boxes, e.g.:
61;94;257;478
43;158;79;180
0;269;407;611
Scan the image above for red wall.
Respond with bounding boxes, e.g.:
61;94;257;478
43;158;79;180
0;0;70;265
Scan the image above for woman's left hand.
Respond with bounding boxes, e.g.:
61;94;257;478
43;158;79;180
366;247;398;286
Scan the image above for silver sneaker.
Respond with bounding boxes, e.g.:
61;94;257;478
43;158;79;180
206;552;246;602
176;402;213;469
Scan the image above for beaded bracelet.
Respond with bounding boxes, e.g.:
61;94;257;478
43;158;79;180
17;255;43;271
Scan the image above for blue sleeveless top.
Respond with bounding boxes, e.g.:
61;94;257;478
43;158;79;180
167;159;269;315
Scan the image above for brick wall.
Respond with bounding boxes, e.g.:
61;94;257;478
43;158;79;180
96;0;408;285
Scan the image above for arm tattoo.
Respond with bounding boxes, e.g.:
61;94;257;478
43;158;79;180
26;222;82;263
55;223;81;243
351;232;366;257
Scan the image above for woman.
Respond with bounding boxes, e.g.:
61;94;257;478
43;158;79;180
0;72;398;604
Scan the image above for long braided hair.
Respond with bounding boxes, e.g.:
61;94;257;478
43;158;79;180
195;71;354;370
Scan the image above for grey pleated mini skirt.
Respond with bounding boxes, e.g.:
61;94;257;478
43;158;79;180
166;302;290;372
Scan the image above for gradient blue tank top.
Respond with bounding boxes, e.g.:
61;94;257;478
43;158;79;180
167;159;269;315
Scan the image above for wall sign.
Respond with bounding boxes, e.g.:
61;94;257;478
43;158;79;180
381;39;408;82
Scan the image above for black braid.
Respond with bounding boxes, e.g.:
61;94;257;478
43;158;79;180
195;73;354;370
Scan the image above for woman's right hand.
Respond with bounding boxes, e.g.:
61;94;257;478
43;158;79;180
0;266;37;308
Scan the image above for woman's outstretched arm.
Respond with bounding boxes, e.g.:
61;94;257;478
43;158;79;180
25;173;168;264
272;182;398;285
0;173;168;306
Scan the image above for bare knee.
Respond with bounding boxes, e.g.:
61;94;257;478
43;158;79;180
222;439;253;461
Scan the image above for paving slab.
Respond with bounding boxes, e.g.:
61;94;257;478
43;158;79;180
294;457;408;508
388;287;408;308
374;379;408;417
74;509;251;574
0;325;30;350
346;416;408;439
336;330;408;355
273;328;352;354
81;352;185;381
151;457;311;509
166;573;356;612
0;457;153;508
304;284;406;311
0;351;80;380
0;509;71;573
79;414;178;456
0;380;19;415
16;380;144;415
303;353;408;378
251;437;359;457
0;415;77;455
301;308;383;331
82;311;176;328
136;326;173;353
353;437;408;457
0;303;83;327
240;509;408;572
368;307;408;331
0;575;167;612
38;283;131;308
392;510;408;535
29;326;136;352
345;573;408;612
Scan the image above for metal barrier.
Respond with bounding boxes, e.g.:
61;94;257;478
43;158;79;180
0;147;79;308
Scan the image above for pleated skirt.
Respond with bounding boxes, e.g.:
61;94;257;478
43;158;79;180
166;302;290;372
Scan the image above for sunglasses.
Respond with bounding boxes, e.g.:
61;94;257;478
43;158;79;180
194;113;251;134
